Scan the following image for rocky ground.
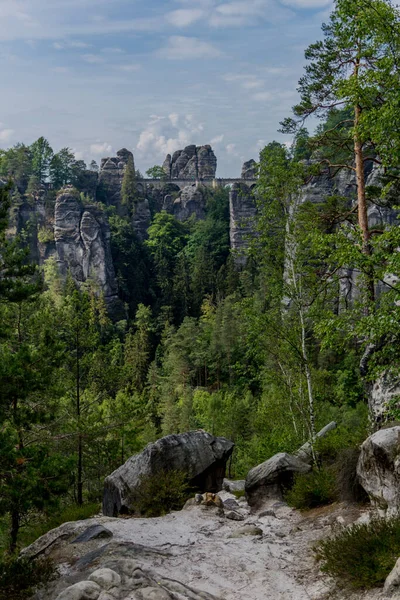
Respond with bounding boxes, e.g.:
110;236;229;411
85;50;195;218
23;492;386;600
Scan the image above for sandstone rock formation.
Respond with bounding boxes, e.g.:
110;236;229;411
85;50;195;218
245;452;311;509
229;183;257;267
357;426;400;515
241;159;257;180
165;184;207;222
98;149;134;207
384;557;400;598
163;145;217;180
103;431;234;517
54;187;124;318
132;199;151;241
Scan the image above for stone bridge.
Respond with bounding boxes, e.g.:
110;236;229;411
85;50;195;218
136;178;257;192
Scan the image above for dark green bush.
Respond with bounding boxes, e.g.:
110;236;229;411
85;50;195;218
316;516;400;589
0;556;54;600
132;470;191;517
285;467;337;509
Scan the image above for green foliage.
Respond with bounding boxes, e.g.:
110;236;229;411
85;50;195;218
131;470;191;517
0;555;54;600
30;137;53;184
37;226;54;243
121;155;137;209
146;165;168;180
316;516;400;589
285;468;337;509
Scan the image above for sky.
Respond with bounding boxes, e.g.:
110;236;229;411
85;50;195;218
0;0;333;177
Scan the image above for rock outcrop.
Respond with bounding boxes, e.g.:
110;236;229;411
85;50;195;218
103;431;234;517
163;184;207;222
163;145;217;180
54;187;124;318
357;426;400;515
98;148;134;207
241;159;257;180
132;199;151;241
245;452;311;509
229;183;257;267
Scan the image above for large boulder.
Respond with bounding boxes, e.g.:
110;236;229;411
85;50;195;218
245;452;311;509
102;431;234;517
357;426;400;515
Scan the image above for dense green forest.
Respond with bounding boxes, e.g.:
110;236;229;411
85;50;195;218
1;0;400;561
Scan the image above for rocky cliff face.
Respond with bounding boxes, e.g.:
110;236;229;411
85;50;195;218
163;184;207;222
229;183;257;267
55;186;124;318
98;148;134;207
242;159;257;180
163;145;217;180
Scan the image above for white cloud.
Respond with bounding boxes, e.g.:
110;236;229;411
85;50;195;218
158;36;221;60
226;143;238;156
281;0;332;7
253;91;273;101
82;53;105;64
0;126;14;142
102;47;125;54
90;142;113;155
210;134;224;144
224;74;265;90
137;114;205;160
54;40;91;50
166;9;205;27
114;64;141;72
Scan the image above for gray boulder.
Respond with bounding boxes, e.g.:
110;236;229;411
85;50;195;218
73;525;113;544
223;478;245;493
357;427;400;515
245;452;311;509
102;431;234;517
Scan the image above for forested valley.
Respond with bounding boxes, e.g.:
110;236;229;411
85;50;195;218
1;2;400;593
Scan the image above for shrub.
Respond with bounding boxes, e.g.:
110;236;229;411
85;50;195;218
285;467;337;510
37;226;54;244
316;516;400;589
131;470;191;518
0;555;54;600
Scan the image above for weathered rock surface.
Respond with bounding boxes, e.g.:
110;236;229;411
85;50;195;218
163;145;217;180
223;479;245;493
170;184;207;222
384;557;400;597
229;183;257;267
132;199;151;241
73;525;113;544
54;187;124;318
103;431;234;517
241;159;257;180
245;453;311;509
98;149;134;207
25;500;381;600
357;427;400;515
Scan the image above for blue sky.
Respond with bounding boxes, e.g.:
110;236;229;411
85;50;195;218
0;0;332;176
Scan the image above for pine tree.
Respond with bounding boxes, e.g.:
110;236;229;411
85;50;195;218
121;155;137;210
